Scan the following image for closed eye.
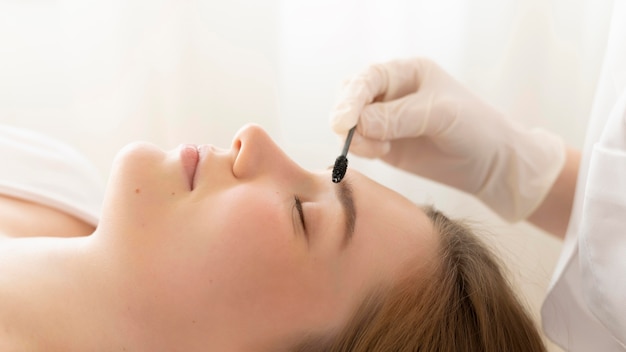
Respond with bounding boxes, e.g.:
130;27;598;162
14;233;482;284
294;195;307;233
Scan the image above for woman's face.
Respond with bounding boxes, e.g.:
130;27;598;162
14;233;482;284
97;124;437;349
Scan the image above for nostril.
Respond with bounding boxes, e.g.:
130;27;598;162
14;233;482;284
230;123;275;178
230;137;245;178
232;138;242;151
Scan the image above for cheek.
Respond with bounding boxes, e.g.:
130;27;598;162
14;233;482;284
205;187;305;282
198;187;343;324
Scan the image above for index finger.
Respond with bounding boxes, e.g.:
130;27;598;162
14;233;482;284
330;58;432;134
329;64;389;134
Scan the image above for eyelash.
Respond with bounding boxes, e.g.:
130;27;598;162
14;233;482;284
294;195;307;233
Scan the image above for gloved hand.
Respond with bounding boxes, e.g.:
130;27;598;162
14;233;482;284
330;58;566;222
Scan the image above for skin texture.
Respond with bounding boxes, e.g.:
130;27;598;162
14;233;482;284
0;124;437;351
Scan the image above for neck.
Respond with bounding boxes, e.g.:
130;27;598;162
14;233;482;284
0;236;135;351
0;234;257;352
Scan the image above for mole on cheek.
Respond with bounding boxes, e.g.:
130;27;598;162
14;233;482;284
135;188;141;194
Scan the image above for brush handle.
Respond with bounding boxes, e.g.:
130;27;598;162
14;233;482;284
341;126;356;156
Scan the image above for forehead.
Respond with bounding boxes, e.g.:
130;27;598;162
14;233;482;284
343;169;437;276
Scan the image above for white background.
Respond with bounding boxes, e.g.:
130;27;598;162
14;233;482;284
0;1;616;349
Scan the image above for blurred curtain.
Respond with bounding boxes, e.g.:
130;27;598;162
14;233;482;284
0;1;616;350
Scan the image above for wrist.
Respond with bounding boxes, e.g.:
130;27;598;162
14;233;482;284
526;146;580;238
477;129;567;222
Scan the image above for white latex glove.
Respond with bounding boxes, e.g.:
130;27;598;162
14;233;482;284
330;58;566;222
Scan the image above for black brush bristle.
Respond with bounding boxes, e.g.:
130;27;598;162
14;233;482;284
332;155;348;183
331;126;356;183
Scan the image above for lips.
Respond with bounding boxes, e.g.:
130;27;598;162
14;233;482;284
180;144;199;190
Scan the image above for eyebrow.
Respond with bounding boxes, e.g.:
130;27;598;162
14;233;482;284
336;177;356;249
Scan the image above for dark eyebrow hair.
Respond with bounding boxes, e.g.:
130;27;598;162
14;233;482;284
336;177;356;249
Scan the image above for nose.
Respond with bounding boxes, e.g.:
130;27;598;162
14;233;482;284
231;124;306;181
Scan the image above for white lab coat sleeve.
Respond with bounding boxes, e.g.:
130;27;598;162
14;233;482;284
579;88;626;348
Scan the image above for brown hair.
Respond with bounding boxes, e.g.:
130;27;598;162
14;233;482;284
294;207;547;352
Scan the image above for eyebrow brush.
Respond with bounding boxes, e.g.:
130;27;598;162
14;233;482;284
332;126;356;183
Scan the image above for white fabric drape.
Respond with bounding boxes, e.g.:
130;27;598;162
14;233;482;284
0;1;616;350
